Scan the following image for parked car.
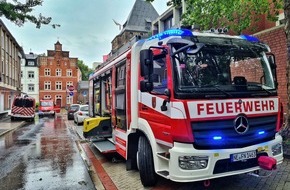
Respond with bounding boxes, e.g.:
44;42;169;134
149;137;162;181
67;104;80;120
74;105;89;125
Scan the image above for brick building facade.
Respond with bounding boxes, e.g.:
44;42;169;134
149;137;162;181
255;25;288;111
38;41;80;108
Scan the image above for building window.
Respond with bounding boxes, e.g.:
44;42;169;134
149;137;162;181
28;71;34;79
66;81;73;90
56;81;62;90
28;84;35;92
44;81;51;90
44;68;50;76
67;69;72;77
8;95;11;109
21;71;23;78
56;69;62;76
44;95;51;99
28;61;34;66
1;49;4;73
164;16;173;30
66;94;73;104
21;84;23;91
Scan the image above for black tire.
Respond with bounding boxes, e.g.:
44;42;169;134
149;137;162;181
138;136;157;187
11;116;14;121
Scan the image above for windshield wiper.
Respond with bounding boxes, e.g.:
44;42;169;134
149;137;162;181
200;85;233;97
247;84;272;95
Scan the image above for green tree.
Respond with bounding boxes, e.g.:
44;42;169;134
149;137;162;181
183;0;281;34
0;0;59;28
77;60;94;81
147;0;282;34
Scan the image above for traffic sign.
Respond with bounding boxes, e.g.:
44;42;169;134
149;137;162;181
68;85;74;91
69;92;74;96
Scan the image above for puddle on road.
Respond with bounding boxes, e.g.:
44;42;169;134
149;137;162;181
0;115;95;190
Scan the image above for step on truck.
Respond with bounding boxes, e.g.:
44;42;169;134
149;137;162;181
83;28;284;187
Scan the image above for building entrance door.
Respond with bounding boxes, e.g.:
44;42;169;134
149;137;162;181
56;98;61;107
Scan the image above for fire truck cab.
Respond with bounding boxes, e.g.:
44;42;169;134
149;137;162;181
84;29;284;187
38;98;60;117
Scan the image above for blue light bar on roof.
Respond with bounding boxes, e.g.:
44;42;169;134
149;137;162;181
240;35;260;42
147;29;193;41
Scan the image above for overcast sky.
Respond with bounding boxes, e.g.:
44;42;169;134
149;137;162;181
2;0;168;68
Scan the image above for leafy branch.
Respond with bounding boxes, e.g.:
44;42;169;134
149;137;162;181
0;0;59;28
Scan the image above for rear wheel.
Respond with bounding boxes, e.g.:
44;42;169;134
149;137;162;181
138;136;157;187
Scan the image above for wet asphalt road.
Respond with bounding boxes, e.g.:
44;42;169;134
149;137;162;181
0;115;95;190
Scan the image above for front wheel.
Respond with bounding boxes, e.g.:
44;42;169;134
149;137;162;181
138;136;157;187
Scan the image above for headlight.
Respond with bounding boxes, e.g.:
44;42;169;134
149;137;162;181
179;156;208;170
272;143;282;156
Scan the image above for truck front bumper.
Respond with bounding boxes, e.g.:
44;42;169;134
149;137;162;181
167;134;283;182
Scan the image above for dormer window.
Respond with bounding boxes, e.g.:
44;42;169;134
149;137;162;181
28;61;34;66
145;18;151;30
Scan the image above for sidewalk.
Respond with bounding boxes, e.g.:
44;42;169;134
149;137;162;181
0;115;26;137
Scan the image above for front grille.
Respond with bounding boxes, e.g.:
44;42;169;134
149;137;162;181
213;152;268;174
192;115;277;149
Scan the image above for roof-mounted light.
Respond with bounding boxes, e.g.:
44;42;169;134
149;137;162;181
147;29;193;41
240;35;260;42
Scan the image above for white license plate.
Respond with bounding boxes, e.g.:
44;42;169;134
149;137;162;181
230;150;256;162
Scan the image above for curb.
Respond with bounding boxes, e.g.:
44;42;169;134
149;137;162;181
0;121;26;137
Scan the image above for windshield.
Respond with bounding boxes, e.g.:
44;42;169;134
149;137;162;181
14;98;34;107
70;105;79;111
41;101;53;107
171;37;276;98
80;106;89;112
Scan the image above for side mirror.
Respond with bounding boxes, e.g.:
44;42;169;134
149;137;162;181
140;80;153;92
140;49;153;77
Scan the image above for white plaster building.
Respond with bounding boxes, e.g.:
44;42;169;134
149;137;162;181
21;52;39;101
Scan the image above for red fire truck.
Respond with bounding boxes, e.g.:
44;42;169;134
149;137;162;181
38;98;60;117
11;95;35;122
84;29;284;187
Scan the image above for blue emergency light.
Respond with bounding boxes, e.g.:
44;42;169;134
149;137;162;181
258;131;265;135
213;136;222;140
147;29;193;41
240;35;260;42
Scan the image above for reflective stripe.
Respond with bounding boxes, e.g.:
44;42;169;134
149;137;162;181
138;91;186;119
